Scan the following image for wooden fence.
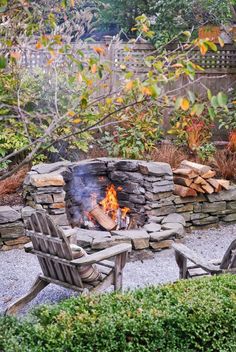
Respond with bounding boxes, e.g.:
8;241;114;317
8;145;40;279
20;42;236;95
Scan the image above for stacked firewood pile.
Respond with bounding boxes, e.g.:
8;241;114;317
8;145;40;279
173;160;230;198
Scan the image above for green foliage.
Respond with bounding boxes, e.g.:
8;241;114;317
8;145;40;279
1;275;236;351
97;0;235;45
100;106;163;158
197;143;216;161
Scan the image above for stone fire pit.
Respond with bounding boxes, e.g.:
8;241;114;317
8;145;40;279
1;158;236;251
21;158;185;251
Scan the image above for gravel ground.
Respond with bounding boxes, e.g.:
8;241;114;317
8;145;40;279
0;223;235;315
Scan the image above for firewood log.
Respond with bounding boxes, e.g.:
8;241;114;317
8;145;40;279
173;176;193;187
207;178;222;192
201;183;214;194
174;184;197;197
194;176;207;185
190;183;205;193
201;170;216;179
180;160;211;175
217;179;230;190
89;205;116;231
173;168;198;179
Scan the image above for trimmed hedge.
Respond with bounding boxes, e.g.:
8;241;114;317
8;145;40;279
1;275;236;352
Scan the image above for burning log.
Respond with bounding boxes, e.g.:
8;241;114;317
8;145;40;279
89;204;117;231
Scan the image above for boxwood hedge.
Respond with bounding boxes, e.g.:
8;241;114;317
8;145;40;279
1;274;236;352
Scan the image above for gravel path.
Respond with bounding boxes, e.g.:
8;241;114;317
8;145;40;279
0;224;235;315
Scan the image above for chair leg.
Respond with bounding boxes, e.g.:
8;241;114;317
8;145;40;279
5;275;49;316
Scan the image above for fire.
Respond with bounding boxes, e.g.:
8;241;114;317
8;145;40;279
99;184;130;222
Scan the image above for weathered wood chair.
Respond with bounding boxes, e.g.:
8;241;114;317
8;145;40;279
5;211;131;315
173;239;236;279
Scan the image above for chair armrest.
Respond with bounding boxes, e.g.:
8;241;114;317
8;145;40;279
71;243;131;266
172;243;222;274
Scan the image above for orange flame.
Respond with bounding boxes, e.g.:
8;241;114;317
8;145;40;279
99;184;130;222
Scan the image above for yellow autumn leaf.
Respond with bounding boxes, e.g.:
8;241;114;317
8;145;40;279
141;86;152;96
47;58;54;65
199;43;208;56
91;64;97;74
116;97;124;104
73;118;81;124
142;24;149;33
218;36;225;48
67;111;76;117
93;47;105;56
125;81;134;91
35;41;42;49
172;63;184;68
181;98;190;111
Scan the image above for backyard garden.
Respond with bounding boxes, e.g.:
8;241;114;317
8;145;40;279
0;0;236;351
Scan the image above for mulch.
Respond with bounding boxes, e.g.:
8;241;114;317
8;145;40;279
0;191;23;206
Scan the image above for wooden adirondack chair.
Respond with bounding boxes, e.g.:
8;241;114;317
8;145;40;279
173;239;236;279
5;211;131;316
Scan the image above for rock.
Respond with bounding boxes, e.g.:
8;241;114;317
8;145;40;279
72;160;107;175
74;229;111;239
144;223;161;233
162;213;186;226
114;160;138;172
176;203;193;212
128;194;146;204
179;212;191;222
222;213;236;222
150;230;175;242
151;184;174;193
111;229;150;250
147;216;164;223
34;193;53;204
148;205;176;217
194;201;226;213
206;187;236;202
21;206;35;218
139;161;172;176
0;222;25;239
190;213;208;221
117;183;144;195
174;195;206;204
110;171;144;184
149;200;174;209
161;223;185;238
192;216;219;226
31;161;71;174
92;236;131;250
145;192;160;201
36;187;65;194
0;206;21;224
49;202;66;209
30;174;65;187
227;201;236;210
150;240;174;251
53;192;66;203
3;236;30;246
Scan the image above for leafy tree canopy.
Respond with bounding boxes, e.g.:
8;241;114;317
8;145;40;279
97;0;236;44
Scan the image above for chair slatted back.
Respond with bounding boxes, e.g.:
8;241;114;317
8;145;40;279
220;239;236;270
27;211;83;288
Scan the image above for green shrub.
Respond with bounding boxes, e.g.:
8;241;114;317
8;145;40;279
1;275;236;352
